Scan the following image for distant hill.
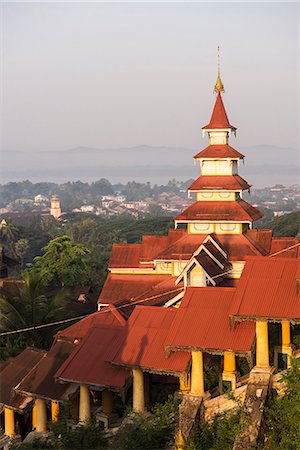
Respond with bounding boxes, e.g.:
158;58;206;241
261;210;300;237
1;144;298;186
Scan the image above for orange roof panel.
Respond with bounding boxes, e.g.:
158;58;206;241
165;287;255;353
188;175;251;192
194;144;244;160
112;306;190;374
229;257;300;321
57;304;126;341
98;273;172;307
202;93;236;130
175;199;263;223
55;325;129;389
155;232;266;262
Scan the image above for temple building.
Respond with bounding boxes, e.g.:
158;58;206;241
97;70;298;312
0;68;299;447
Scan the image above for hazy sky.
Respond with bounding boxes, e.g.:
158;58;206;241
1;2;299;153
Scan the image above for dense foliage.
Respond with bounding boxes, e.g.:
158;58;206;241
186;410;241;450
262;358;300;449
31;236;92;287
0;271;71;358
10;418;107;450
111;396;178;450
261;209;300;237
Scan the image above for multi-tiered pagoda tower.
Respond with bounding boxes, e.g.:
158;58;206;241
175;72;262;235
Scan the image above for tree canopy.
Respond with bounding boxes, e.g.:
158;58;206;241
31;235;92;287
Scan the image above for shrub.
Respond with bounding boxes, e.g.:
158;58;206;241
111;396;178;450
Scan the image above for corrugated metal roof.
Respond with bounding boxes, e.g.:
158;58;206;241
229;257;300;321
156;233;265;262
246;229;273;254
270;238;299;258
195;251;228;281
109;243;146;268
15;340;76;402
194;144;244;160
98;273;172;307
55;325;129;389
188;175;251;192
140;230;186;262
120;276;183;318
0;347;45;411
57;304;126;340
202;92;236;130
175;199;263;223
112;307;190;374
165;287;255;353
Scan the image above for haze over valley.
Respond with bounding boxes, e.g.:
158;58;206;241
2;144;298;187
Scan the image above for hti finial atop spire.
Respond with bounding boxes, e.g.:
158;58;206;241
214;46;225;94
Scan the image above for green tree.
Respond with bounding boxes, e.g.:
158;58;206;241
14;238;29;269
0;271;70;348
0;219;19;243
263;358;300;449
32;235;92;287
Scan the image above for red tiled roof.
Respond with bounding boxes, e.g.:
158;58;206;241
270;237;299;258
188;175;251;192
194;145;244;160
57;304;126;340
55;325;129;389
229;257;300;321
175;199;263;223
156;232;266;262
98;273;172;307
112;306;190;375
165;287;255;353
0;347;45;411
202;93;236;130
15;340;76;402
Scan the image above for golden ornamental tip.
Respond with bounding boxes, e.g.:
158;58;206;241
214;72;225;94
214;46;225;93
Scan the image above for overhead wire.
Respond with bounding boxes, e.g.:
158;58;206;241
1;240;298;337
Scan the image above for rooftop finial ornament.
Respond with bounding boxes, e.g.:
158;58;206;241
214;46;225;94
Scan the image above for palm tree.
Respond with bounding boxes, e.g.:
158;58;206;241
0;219;19;244
0;271;70;347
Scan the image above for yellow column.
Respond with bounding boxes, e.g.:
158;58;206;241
224;351;236;372
132;368;145;412
102;389;113;416
256;321;269;368
35;399;47;432
51;401;59;422
79;385;91;423
222;351;237;391
4;408;15;437
179;371;191;393
191;351;204;396
282;321;291;346
32;402;37;430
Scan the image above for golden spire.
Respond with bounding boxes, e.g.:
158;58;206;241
214;46;225;94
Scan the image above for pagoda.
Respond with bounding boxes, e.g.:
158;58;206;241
175;71;262;235
0;60;299;446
